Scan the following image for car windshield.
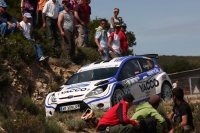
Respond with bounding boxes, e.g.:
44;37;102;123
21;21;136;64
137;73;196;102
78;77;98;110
65;67;118;85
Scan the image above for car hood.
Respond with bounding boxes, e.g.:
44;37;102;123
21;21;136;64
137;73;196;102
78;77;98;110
54;80;105;99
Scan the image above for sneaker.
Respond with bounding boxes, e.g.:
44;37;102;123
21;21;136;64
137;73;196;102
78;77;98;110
39;56;49;62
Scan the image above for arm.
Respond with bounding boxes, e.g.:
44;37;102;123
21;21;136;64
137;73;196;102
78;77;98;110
95;31;103;52
57;12;64;36
110;17;115;27
42;2;48;28
74;11;84;25
168;111;175;120
108;36;116;53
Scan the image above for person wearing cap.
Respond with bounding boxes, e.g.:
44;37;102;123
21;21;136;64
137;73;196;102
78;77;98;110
74;0;85;47
131;95;168;133
42;0;60;47
0;1;20;37
95;19;110;60
19;13;49;62
57;2;75;65
58;0;69;13
118;22;128;56
96;94;140;133
168;88;194;133
108;24;122;58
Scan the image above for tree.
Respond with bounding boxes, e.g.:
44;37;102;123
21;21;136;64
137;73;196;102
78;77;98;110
126;31;136;47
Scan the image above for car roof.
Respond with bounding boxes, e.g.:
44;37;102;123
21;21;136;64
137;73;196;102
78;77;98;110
76;55;154;73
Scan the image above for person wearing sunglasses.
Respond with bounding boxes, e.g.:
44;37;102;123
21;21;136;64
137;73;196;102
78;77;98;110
0;1;20;38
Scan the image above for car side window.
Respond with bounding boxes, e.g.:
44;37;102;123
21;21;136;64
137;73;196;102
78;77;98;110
139;58;154;72
118;59;141;80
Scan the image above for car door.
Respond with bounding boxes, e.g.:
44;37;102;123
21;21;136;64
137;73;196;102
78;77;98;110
117;59;144;101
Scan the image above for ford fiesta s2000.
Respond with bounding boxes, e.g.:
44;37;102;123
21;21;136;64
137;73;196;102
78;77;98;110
45;54;172;116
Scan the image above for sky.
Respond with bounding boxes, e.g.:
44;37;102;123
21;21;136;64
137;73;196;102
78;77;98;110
59;0;200;56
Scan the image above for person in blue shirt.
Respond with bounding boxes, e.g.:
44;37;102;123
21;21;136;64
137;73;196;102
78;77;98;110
0;1;20;38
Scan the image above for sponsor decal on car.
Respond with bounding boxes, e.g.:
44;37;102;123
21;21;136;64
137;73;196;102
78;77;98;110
61;88;87;94
66;84;90;90
146;68;160;76
139;79;159;92
114;57;126;62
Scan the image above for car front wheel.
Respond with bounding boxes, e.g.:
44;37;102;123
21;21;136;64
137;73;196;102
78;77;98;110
161;83;172;100
111;88;125;106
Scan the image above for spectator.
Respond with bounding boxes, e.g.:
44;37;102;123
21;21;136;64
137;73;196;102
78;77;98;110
131;95;169;133
21;0;37;28
109;8;120;34
59;0;69;13
74;0;85;47
168;87;194;133
118;17;123;25
108;24;122;58
96;94;140;133
82;0;90;46
42;0;60;47
0;1;20;38
57;2;75;64
118;23;128;56
19;13;49;62
172;81;178;89
70;0;78;14
37;0;47;29
95;19;110;60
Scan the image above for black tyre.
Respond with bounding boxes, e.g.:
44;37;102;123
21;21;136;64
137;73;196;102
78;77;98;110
111;88;125;106
161;83;172;100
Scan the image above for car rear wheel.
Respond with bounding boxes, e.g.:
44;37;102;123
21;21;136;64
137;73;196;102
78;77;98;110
112;88;125;106
161;83;172;100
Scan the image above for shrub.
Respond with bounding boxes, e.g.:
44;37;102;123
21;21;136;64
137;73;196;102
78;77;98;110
2;111;45;133
0;104;9;119
45;119;64;133
50;82;60;92
20;96;40;115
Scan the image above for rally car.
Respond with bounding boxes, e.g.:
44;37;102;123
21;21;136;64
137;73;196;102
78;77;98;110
45;54;172;117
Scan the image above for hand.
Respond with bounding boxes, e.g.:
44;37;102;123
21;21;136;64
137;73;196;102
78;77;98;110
134;120;140;130
8;22;14;28
16;22;20;28
80;21;85;26
42;23;46;28
98;46;103;52
169;129;174;133
60;31;65;36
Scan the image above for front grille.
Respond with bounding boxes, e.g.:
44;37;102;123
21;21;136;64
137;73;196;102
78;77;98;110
55;101;90;112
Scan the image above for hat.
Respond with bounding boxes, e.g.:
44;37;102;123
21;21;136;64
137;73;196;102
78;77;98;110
148;95;161;106
114;24;121;28
23;13;32;18
0;2;8;8
121;23;127;27
123;94;135;103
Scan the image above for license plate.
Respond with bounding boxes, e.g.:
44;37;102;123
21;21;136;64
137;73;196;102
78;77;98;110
60;104;80;112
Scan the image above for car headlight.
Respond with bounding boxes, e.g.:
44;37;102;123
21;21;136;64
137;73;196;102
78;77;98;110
51;94;57;103
86;88;103;97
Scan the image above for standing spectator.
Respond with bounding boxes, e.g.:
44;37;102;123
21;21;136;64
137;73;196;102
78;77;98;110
82;0;90;46
172;81;178;89
19;13;49;62
42;0;60;47
59;0;69;13
109;8;120;34
74;0;85;47
57;2;75;64
95;19;110;60
96;94;140;133
131;95;169;133
118;23;128;56
108;24;122;58
37;0;47;29
0;1;20;38
168;87;194;133
70;0;78;14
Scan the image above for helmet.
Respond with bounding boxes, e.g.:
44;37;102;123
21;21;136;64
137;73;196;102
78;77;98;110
81;108;98;127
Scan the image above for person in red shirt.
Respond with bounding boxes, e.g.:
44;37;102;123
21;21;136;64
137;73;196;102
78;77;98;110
118;23;128;56
96;94;140;133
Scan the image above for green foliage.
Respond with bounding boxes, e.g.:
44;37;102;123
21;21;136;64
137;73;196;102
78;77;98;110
45;119;64;133
126;31;136;47
50;82;60;92
20;96;40;115
75;47;101;65
0;104;9;119
2;111;45;133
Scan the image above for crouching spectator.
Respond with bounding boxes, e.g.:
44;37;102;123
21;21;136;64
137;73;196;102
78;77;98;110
0;1;20;38
19;13;49;62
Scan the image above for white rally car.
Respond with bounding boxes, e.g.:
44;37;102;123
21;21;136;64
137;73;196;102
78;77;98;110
45;54;172;116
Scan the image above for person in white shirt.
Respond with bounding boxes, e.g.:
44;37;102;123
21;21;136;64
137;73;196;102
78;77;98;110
42;0;60;47
20;13;49;62
108;24;122;58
